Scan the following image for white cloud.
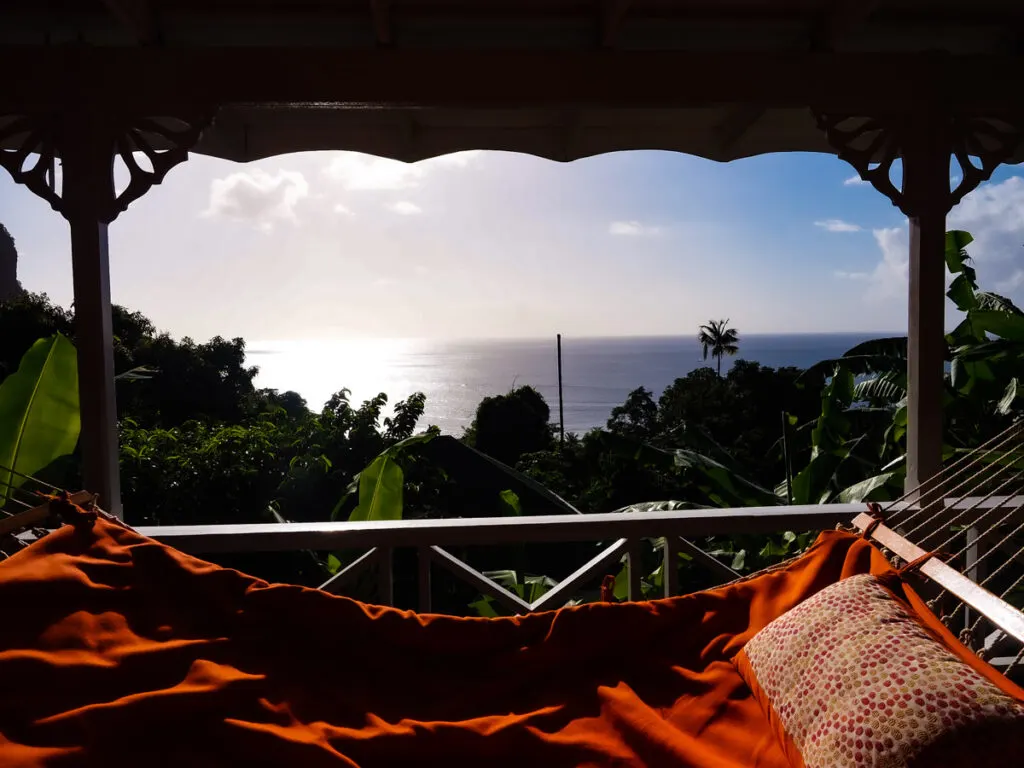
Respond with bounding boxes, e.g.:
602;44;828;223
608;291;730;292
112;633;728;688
815;219;862;233
323;151;482;191
833;226;908;301
867;226;910;298
609;221;660;236
333;203;354;215
204;169;309;229
844;174;868;186
837;175;1024;307
948;176;1024;296
389;201;423;215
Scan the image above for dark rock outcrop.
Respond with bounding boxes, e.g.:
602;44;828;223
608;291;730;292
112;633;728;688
0;223;22;301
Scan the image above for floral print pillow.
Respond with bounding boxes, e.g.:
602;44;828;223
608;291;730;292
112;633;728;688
736;574;1024;767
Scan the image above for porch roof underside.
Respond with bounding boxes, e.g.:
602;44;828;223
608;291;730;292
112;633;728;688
2;0;1024;164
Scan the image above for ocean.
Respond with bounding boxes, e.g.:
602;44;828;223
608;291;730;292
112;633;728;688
248;334;885;436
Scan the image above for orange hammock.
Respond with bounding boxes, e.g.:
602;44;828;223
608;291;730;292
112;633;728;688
0;517;1009;767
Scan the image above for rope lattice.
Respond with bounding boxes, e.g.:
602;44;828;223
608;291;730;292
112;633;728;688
0;464;113;558
867;422;1024;677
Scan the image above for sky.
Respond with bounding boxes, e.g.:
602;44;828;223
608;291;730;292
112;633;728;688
3;147;1024;342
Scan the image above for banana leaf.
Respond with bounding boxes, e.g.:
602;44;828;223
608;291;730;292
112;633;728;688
0;334;80;504
348;453;403;522
944;230;974;271
800;339;907;382
969;310;1024;342
853;371;907;403
975;292;1024;315
835;471;902;503
997;378;1019;415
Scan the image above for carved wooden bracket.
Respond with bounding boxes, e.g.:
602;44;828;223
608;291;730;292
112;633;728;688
0;114;62;211
0;111;211;223
814;112;1024;216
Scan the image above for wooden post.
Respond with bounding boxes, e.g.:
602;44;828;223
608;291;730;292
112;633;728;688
0;107;206;521
417;546;432;612
902;113;950;495
61;118;122;518
817;109;1023;495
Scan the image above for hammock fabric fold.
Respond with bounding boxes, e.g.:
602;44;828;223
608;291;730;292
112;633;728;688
0;519;892;767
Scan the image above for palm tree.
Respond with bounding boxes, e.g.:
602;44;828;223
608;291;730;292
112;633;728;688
697;319;740;376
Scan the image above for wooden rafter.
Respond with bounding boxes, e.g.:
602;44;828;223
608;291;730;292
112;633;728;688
811;0;883;52
2;48;1020;114
600;0;632;49
370;0;392;46
101;0;159;45
715;0;881;151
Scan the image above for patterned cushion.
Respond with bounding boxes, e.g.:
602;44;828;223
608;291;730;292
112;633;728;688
734;573;1024;768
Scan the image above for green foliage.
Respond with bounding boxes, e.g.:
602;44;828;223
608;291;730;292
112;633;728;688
0;334;80;502
498;489;522;516
120;388;429;529
606;527;816;603
0;291;263;428
0;294;72;382
468;570;559;616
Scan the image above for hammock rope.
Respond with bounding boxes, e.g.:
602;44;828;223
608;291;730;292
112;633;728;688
856;421;1024;678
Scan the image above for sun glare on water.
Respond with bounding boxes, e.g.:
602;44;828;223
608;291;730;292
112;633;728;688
247;338;426;413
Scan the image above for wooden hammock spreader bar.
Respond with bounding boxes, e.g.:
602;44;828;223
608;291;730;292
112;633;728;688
853;511;1024;645
0;489;96;536
0;491;97;539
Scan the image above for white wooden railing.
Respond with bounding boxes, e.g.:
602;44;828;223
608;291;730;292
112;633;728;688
134;498;1024;676
138;504;866;612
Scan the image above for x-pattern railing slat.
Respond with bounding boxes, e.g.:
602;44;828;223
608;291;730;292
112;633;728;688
147;504;864;615
314;535;742;615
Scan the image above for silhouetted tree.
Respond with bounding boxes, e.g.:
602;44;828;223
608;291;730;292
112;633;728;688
607;386;659;440
697;318;740;376
0;292;259;426
465;385;554;466
0;292;72;379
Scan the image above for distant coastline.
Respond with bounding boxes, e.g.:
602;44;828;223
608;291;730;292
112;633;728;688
250;332;891;436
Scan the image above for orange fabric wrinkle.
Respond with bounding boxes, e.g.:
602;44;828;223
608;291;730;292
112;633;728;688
0;521;895;766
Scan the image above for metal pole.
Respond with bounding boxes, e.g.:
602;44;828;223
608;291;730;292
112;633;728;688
781;411;793;504
556;333;565;444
